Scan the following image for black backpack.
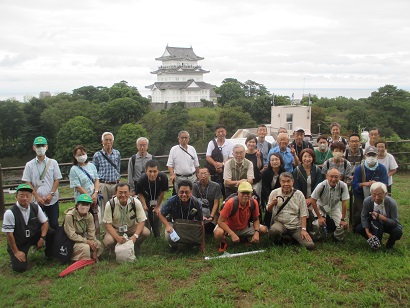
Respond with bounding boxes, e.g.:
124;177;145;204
109;197;137;220
221;194;257;226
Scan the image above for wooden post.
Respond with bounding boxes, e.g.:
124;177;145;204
0;164;4;217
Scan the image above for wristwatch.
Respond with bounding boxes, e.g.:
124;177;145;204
254;229;260;233
341;218;347;222
50;192;55;196
41;235;47;241
301;227;307;231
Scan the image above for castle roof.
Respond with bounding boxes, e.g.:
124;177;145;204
145;80;215;91
150;65;209;74
155;46;204;61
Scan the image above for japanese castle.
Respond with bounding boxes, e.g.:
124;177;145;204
146;46;217;107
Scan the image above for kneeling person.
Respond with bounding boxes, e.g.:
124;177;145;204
103;183;150;255
64;194;103;261
214;182;267;252
158;180;205;252
310;168;349;242
2;184;54;272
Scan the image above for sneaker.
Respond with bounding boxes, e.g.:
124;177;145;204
218;241;227;253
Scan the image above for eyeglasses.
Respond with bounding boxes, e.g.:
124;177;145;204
179;136;189;139
178;191;191;195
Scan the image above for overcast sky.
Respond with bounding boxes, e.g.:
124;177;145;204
1;0;409;101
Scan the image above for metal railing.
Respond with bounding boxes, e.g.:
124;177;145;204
0;153;207;216
1;140;410;216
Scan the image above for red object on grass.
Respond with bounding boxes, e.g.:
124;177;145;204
59;259;95;277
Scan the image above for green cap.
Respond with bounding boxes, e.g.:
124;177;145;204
77;194;93;203
16;184;33;193
33;136;48;145
238;182;253;193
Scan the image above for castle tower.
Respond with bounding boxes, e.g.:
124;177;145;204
146;46;217;107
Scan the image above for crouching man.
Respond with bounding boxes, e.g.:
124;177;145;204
2;184;55;272
355;182;402;250
214;182;267;252
103;183;150;256
158;180;205;252
310;168;349;242
267;172;314;250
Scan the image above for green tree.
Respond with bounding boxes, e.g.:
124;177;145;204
0;101;24;146
366;85;410;138
115;123;148;158
215;81;245;106
108;81;142;101
41;99;100;140
243;80;271;97
311;106;326;134
273;95;291;106
249;95;272;124
218;106;256;135
100;97;150;126
55;116;97;162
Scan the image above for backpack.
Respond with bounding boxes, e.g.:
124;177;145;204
221;194;257;226
53;217;74;264
344;148;364;161
109;197;137;221
319;184;344;201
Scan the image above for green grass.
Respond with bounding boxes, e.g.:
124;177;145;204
1;173;409;307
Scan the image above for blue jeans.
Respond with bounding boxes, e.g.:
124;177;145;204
43;201;60;230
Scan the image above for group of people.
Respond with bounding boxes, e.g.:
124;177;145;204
2;123;403;272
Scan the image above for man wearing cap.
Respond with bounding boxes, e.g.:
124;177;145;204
2;184;54;272
352;146;388;229
103;183;150;256
267;172;314;250
63;194;103;261
290;127;314;159
22;136;62;230
93;132;121;223
127;137;154;194
214;182;267;252
167;131;200;190
267;133;300;172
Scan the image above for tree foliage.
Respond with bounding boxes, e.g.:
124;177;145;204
55;116;97;162
115;123;148;158
218;106;256;135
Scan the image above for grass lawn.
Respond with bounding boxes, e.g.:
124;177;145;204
1;173;409;307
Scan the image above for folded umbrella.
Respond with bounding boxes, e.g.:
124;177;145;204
59;259;95;277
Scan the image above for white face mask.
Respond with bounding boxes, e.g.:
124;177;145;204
333;152;343;159
35;147;47;156
319;144;327;151
76;154;88;164
366;156;377;166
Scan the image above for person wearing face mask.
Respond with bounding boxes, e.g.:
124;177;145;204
314;135;333;168
321;142;352;183
375;140;398;195
63;194;103;261
69;145;100;204
351;146;388;230
22;136;62;230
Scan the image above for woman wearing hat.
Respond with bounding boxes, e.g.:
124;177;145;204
63;194;103;261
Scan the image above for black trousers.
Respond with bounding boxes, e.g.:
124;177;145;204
7;228;55;272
